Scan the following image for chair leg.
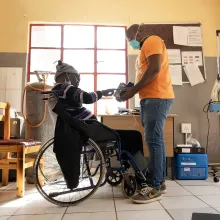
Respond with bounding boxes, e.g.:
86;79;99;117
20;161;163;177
16;149;25;198
2;153;9;186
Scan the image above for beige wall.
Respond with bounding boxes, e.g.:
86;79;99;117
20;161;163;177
1;0;220;55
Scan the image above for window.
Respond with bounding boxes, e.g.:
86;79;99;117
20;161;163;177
28;24;128;114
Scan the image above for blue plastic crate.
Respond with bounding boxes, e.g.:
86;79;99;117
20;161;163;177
175;154;208;180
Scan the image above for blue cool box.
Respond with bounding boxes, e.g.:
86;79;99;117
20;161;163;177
175;154;208;180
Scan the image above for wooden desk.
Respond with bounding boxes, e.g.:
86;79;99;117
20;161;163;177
99;114;176;179
99;115;175;157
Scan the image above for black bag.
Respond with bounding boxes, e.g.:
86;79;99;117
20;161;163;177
53;102;89;189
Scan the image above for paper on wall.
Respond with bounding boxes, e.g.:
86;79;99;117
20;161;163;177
169;65;183;85
187;26;202;47
173;26;188;46
181;51;203;66
184;64;204;86
173;26;202;47
167;49;181;64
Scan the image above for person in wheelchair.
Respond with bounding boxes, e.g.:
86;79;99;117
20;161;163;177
49;60;144;155
50;60;115;121
45;60;148;204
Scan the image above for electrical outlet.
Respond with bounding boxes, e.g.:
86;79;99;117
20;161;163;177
181;123;192;134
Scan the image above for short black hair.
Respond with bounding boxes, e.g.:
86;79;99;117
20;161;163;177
126;24;139;41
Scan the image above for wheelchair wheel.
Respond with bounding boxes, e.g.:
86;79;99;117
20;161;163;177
106;170;123;186
33;138;105;206
214;177;219;183
121;175;137;198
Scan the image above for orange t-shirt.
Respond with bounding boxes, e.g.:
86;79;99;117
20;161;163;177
135;36;174;100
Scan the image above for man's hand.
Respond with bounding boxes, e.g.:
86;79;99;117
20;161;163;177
102;89;115;97
120;87;136;101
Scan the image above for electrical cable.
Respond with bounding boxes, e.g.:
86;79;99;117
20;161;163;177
203;100;220;153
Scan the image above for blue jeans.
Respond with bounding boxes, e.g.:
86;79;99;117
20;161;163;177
140;98;173;189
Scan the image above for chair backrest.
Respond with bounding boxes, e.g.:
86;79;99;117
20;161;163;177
0;102;10;140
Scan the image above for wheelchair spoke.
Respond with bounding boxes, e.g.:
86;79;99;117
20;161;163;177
34;138;105;206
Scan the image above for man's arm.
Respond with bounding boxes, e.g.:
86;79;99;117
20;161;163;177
132;54;162;94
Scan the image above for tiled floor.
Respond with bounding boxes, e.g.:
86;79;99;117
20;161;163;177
0;177;220;220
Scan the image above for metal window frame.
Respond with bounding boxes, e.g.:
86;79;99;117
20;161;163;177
27;24;128;114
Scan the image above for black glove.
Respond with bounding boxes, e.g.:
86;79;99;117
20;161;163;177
101;89;115;97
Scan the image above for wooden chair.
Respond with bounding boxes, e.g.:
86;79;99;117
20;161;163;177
0;102;42;197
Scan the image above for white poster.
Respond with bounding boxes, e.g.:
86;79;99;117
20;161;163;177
173;26;188;46
170;65;183;85
184;64;204;86
181;51;203;66
167;49;181;64
188;26;202;47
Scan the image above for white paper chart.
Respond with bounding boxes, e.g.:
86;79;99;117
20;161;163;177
173;26;188;46
0;67;23;111
187;26;202;46
184;64;204;86
170;65;183;85
181;51;203;66
167;49;181;64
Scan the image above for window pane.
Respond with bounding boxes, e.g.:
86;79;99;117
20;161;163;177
64;50;94;73
31;26;61;48
97;74;126;91
30;74;55;86
97;98;126;115
97;50;126;73
64;25;94;48
97;27;126;49
80;74;94;113
79;74;94;91
30;49;61;72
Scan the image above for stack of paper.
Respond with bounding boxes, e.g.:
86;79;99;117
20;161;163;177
184;64;204;86
170;65;182;85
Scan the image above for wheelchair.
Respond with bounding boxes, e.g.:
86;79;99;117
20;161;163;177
33;91;147;207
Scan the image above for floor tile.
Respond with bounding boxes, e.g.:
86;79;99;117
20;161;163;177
0;192;25;205
14;196;66;215
184;186;220;195
0;217;10;220
198;195;220;208
5;183;38;195
66;198;115;213
0;183;15;191
166;180;180;187
214;207;220;212
8;214;63;220
63;212;117;220
117;210;173;220
164;186;192;197
168;208;219;220
0;207;19;216
176;180;213;186
90;185;113;199
115;198;163;211
160;196;209;210
113;186;124;198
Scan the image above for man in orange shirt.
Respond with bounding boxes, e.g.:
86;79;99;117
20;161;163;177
121;24;174;204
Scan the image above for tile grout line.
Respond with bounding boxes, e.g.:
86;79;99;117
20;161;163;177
112;186;119;220
61;207;68;220
159;199;175;220
179;183;220;212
